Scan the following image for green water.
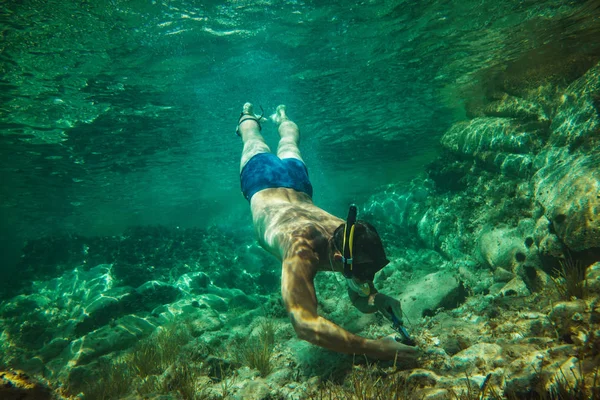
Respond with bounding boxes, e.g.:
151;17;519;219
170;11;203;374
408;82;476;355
1;0;599;266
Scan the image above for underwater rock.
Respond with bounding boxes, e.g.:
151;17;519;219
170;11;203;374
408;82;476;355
236;377;271;400
493;267;515;283
548;300;586;340
548;61;600;149
534;153;600;252
440;117;543;177
229;294;261;311
456;262;493;295
135;280;181;308
450;343;505;372
432;313;480;356
478;223;540;275
500;277;531;297
363;181;431;238
37;338;70;364
442;117;541;155
534;216;565;259
417;206;466;259
545;356;583;394
74;286;133;335
586;262;600;294
266;367;293;387
400;271;466;322
482;94;551;123
494;311;554;340
425;155;471;192
504;345;579;398
200;294;228;312
0;370;54;400
69;315;155;365
74;281;178;336
185;308;223;335
406;368;440;387
178;271;212;292
503;353;546;397
421;388;452;400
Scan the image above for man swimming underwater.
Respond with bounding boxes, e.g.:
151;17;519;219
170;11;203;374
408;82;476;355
236;103;419;362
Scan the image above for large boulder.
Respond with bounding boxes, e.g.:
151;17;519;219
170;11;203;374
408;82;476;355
534;154;600;251
440;117;545;177
363;182;431;236
478;220;541;274
67;315;156;365
548;62;600;149
399;271;467;323
451;343;506;372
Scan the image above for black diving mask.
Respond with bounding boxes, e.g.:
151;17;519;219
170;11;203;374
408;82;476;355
340;205;389;280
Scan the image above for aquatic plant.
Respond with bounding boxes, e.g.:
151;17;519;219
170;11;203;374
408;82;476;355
237;319;276;377
547;361;600;400
163;362;210;400
310;362;410;400
130;323;191;377
448;372;503;400
136;362;210;400
64;359;135;400
551;256;588;300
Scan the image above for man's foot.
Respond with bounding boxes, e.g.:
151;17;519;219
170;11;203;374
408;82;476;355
236;102;263;136
271;104;290;126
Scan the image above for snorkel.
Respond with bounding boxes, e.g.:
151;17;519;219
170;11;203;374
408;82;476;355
342;204;357;279
341;205;371;297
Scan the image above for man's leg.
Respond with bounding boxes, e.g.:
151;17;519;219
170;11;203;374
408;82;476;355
272;105;304;162
239;103;270;172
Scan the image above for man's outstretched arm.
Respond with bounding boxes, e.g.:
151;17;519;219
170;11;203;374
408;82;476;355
281;255;418;361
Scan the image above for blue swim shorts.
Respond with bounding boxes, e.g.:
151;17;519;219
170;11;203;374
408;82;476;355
240;152;313;201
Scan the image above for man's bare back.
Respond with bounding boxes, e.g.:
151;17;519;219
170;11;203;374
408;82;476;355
236;103;420;362
251;188;341;262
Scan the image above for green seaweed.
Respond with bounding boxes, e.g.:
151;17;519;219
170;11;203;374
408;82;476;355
311;362;409;400
65;359;135;400
236;319;276;377
551;256;588;301
163;362;210;400
130;323;191;378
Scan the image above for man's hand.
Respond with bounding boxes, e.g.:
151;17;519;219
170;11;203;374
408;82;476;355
374;293;403;323
370;335;421;363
